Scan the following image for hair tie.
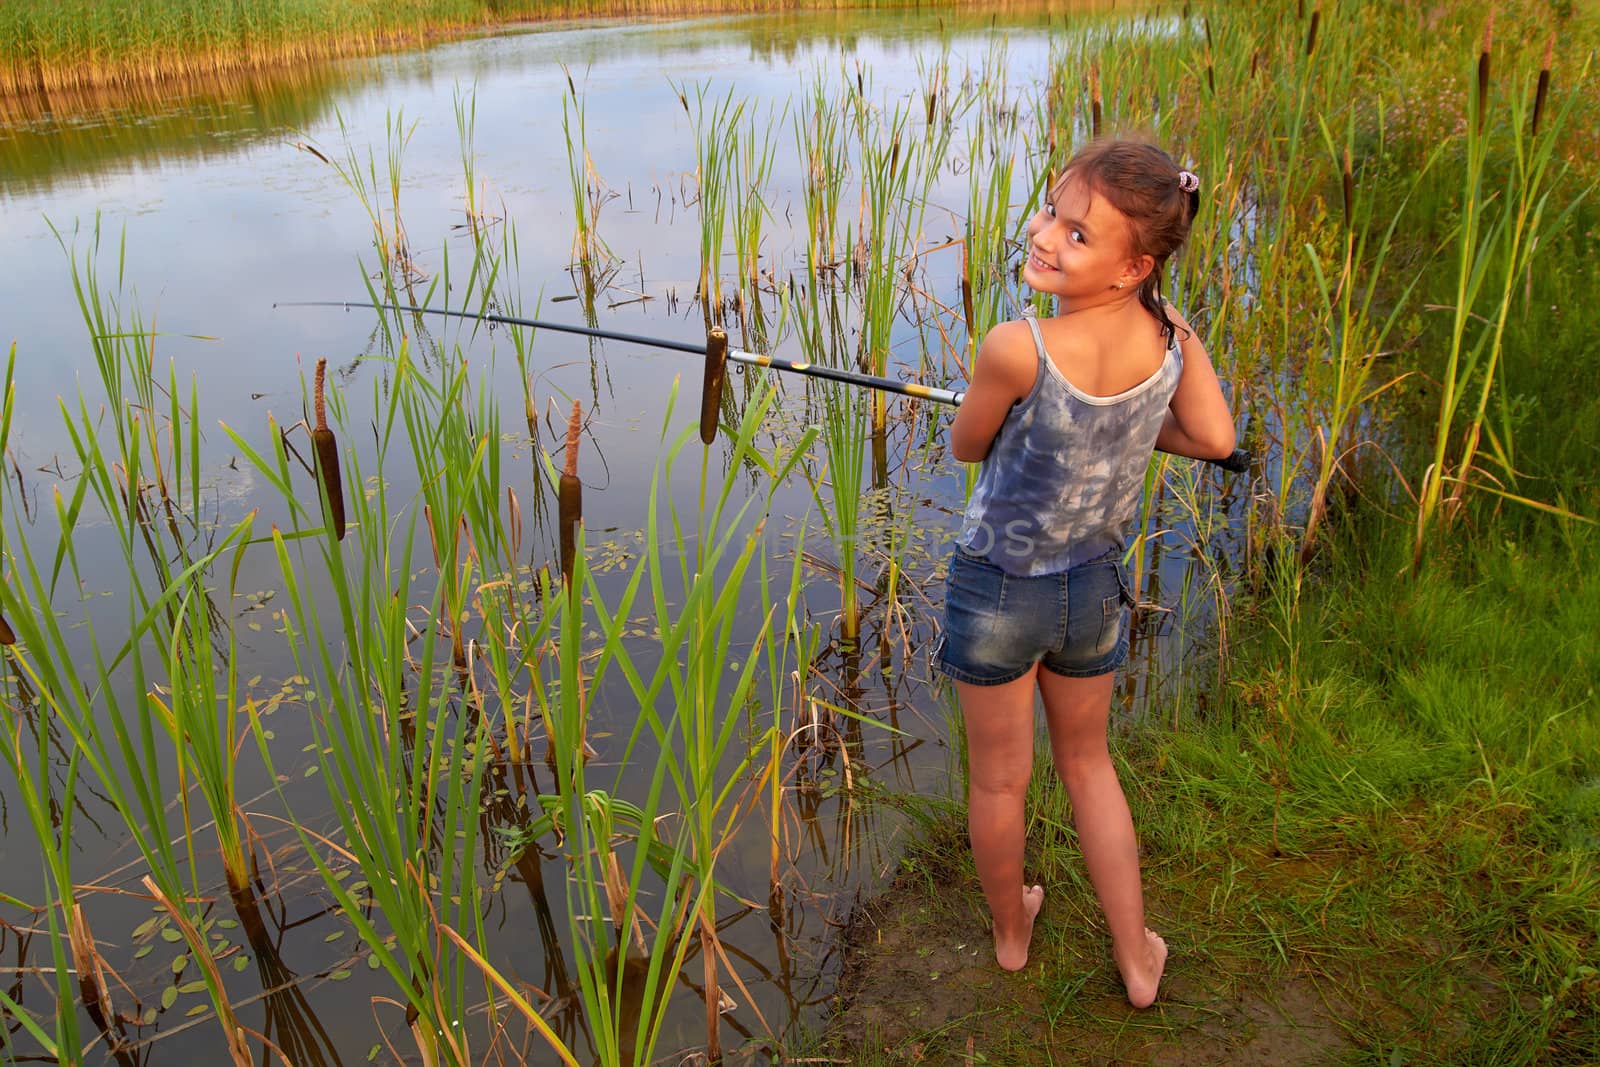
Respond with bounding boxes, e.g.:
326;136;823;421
1178;170;1200;194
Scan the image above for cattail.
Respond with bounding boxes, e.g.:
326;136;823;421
1305;8;1320;58
1476;9;1494;132
960;239;976;347
700;327;729;446
0;608;12;646
558;400;582;588
1342;144;1354;232
1090;62;1102;139
1532;33;1554;137
506;486;522;560
311;359;345;541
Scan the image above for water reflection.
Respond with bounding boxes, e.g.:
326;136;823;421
0;65;369;198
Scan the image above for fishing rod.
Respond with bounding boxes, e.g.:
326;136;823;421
278;300;1250;473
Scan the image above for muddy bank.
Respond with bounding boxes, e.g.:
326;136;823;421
827;836;1527;1065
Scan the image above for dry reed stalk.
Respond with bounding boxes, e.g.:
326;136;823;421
141;877;253;1067
701;914;722;1063
66;903;116;1033
1532;33;1554;136
311;359;345;541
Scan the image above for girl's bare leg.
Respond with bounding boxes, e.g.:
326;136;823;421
1038;669;1166;1007
955;670;1046;971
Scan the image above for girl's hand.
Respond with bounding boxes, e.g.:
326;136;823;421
950;321;1038;462
1157;305;1236;460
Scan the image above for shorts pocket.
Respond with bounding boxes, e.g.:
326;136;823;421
946;550;1007;619
1093;558;1131;654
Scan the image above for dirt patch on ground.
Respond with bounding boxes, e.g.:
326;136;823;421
827;860;1519;1066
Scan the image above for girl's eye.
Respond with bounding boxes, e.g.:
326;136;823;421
1070;229;1086;243
1043;201;1056;218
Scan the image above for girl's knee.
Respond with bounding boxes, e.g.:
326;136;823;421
1054;745;1113;784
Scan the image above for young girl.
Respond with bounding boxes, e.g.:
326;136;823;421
936;140;1235;1007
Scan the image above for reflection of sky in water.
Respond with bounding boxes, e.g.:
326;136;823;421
1;9;1069;591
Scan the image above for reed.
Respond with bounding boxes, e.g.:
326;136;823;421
621;381;816;1060
1412;46;1595;568
797;74;849;272
1295;115;1433;564
229;340;500;1064
730;101;784;296
0;235;265;1057
682;82;742;322
562;68;613;266
0;347;82;1061
961;44;1025;372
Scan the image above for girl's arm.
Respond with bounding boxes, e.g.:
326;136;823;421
1156;305;1236;460
949;321;1037;462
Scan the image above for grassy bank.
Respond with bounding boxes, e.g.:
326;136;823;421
832;209;1600;1066
836;520;1600;1065
824;0;1600;1062
0;0;1073;98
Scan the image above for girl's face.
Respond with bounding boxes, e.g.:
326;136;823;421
1022;176;1143;305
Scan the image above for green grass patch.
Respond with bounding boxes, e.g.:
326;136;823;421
827;521;1599;1065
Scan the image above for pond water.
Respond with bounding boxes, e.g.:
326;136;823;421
0;6;1244;1062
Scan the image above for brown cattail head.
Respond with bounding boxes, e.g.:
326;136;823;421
1532;33;1554;137
1342;145;1354;231
310;358;345;541
700;328;729;446
1476;10;1494;131
558;400;582;587
1090;62;1103;139
0;609;15;646
1306;8;1320;57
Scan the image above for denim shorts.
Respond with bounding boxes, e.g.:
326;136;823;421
932;545;1133;686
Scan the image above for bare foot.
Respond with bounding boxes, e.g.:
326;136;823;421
994;885;1045;971
1114;928;1167;1008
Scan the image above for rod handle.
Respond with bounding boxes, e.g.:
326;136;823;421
1214;447;1252;474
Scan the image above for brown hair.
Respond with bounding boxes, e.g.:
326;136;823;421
1057;139;1200;343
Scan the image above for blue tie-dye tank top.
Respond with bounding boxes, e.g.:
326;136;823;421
957;309;1183;577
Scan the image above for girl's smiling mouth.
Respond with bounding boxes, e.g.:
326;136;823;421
1028;251;1058;272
